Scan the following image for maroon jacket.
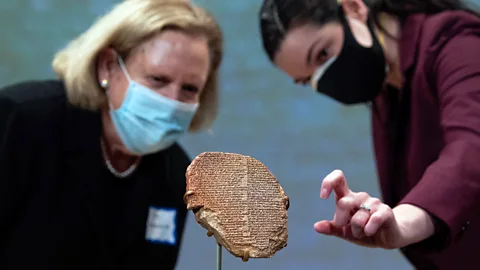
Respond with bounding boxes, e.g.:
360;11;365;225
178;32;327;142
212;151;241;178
372;11;480;269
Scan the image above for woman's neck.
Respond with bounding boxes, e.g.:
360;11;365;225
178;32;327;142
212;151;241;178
100;106;141;172
375;13;403;89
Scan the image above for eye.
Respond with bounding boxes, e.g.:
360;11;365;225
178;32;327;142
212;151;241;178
315;50;328;64
149;75;170;86
182;84;199;93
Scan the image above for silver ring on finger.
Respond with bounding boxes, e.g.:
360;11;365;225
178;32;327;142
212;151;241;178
359;204;371;212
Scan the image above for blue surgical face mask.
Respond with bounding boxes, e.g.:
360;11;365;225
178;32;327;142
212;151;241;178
108;56;198;155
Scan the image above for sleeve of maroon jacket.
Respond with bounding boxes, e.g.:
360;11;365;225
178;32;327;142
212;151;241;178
399;34;480;248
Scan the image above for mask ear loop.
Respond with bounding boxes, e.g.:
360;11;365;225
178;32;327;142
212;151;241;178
117;56;132;82
337;0;389;74
107;56;131;112
337;0;385;45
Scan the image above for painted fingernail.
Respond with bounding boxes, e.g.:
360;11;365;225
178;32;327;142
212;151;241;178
320;188;328;199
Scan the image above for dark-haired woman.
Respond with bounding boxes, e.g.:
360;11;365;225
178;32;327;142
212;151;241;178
259;0;480;268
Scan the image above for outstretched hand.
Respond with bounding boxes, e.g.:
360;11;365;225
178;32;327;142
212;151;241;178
314;170;406;249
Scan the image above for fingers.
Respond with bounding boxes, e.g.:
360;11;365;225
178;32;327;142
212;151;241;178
320;170;350;200
333;191;369;227
350;197;382;238
350;211;369;238
333;195;356;227
319;170;393;240
314;220;344;237
315;221;359;244
364;204;394;236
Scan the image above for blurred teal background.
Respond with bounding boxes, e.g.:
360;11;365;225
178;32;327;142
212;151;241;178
1;0;479;269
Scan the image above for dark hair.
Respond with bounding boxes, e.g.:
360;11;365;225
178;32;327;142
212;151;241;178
259;0;475;62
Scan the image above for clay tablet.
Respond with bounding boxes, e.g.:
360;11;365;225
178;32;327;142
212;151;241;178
184;152;289;262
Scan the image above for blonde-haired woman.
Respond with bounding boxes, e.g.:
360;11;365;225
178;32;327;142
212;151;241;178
0;0;222;269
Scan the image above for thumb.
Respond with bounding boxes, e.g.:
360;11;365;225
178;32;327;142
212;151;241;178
314;220;344;237
315;221;366;246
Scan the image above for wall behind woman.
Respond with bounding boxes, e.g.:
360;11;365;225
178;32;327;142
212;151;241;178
1;0;477;269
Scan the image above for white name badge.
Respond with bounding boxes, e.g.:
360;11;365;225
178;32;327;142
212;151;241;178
145;207;177;245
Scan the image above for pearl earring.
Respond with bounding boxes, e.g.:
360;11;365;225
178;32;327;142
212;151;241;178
100;79;109;88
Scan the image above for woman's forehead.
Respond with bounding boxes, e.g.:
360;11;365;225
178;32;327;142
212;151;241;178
131;31;209;64
127;31;210;81
274;22;342;77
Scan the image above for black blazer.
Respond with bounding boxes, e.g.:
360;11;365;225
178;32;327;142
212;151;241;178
0;80;190;270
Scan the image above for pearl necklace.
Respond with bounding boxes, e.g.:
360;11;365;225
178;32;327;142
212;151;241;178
100;139;139;178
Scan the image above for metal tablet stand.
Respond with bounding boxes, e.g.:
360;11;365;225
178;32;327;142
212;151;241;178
216;243;222;270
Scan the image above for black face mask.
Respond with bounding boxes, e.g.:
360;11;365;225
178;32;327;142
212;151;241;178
311;12;386;105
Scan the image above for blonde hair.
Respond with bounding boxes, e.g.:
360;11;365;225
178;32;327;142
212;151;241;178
52;0;223;132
